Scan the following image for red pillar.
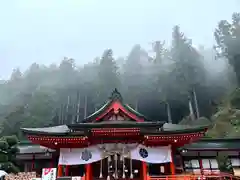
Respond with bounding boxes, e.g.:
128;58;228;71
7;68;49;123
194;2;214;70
31;154;35;171
142;161;147;180
170;146;175;175
57;165;63;177
65;165;69;176
85;164;91;180
199;159;203;175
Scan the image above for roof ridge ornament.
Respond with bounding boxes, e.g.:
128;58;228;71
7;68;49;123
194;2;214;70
109;88;123;102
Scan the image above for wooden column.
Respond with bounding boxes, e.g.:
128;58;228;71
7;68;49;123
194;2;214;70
197;151;203;175
85;164;91;180
57;165;63;177
142;161;148;180
31;154;35;171
65;165;69;176
99;159;103;178
199;159;204;175
130;158;133;178
170;146;175;175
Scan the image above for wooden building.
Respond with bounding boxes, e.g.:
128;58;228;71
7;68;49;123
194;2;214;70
20;89;240;179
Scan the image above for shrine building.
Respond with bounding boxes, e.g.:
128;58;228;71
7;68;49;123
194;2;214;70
20;89;239;179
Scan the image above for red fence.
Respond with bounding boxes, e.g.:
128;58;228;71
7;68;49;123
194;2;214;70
149;173;240;180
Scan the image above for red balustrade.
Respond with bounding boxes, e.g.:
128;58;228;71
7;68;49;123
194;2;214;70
149;173;239;180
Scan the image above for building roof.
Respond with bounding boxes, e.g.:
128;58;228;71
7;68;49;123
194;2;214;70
18;141;54;154
182;138;240;150
16;138;240;155
21;125;70;136
21;122;209;136
82;88;147;122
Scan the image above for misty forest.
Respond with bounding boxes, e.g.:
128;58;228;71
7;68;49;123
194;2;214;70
0;13;240;140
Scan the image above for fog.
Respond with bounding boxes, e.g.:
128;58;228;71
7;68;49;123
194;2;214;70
0;0;239;78
0;0;240;139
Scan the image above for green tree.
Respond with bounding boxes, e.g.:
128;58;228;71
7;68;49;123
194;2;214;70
217;152;233;174
150;41;167;64
0;25;236;135
170;26;206;97
0;91;56;139
122;45;146;109
214;12;240;85
169;26;206;118
10;68;22;82
0;135;19;173
97;49;120;105
148;41;174;122
0;106;26;138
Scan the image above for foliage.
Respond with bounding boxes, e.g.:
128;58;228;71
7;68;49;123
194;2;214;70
217;152;233;174
0;18;239;138
96;49;120;105
122;45;148;108
0;135;19;173
170;26;206;99
179;116;211;126
215;12;240;85
229;88;240;109
205;88;240;138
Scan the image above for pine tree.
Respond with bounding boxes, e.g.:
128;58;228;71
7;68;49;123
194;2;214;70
97;49;120;104
170;26;206;101
122;45;145;108
215;12;240;86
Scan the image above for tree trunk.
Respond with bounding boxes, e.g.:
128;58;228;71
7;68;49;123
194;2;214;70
232;55;240;86
166;102;172;123
135;99;139;111
193;88;200;119
84;95;88;119
188;97;195;121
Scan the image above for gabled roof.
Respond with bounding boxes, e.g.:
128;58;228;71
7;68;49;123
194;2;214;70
21;122;210;136
82;88;147;122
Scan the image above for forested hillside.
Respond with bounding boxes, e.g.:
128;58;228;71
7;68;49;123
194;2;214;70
1;13;240;139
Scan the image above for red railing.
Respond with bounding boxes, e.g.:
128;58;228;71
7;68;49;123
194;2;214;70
149;173;240;180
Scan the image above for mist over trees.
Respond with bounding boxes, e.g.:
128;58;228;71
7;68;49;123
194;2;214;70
0;13;240;139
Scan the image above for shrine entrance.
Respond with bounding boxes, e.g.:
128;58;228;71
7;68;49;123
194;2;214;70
92;154;142;180
148;163;172;176
91;155;173;180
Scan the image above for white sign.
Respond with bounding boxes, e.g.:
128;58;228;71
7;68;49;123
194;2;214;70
72;177;81;180
42;168;57;180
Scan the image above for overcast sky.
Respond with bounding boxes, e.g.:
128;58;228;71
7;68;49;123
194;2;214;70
0;0;239;79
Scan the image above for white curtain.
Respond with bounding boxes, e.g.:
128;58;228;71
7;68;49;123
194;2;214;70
59;146;103;165
58;144;172;165
130;144;171;164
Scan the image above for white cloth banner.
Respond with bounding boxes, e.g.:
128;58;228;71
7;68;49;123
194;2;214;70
59;146;103;165
59;143;172;165
130;144;172;164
